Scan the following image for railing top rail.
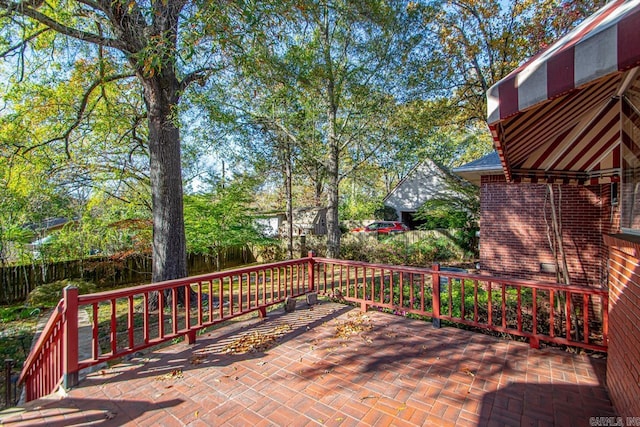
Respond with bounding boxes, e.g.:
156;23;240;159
19;299;64;384
312;257;609;296
78;257;311;305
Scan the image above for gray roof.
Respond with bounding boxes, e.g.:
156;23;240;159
452;151;502;173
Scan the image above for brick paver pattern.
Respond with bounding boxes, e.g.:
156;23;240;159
0;300;616;426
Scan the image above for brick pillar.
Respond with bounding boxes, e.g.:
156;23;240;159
604;236;640;418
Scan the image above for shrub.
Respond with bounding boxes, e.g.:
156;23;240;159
340;235;375;262
26;279;97;307
339;232;464;266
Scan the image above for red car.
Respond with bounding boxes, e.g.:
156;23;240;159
351;221;409;234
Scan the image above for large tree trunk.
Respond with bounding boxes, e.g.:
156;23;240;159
145;78;187;283
142;74;190;308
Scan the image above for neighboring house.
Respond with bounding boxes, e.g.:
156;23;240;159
453;151;611;288
383;158;462;228
482;0;640;418
280;207;327;236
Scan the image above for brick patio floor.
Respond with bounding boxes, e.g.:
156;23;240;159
0;300;616;426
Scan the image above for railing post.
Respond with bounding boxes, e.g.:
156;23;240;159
63;286;79;390
432;263;441;328
4;359;14;407
307;251;315;292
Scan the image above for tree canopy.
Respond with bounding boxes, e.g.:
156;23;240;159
0;0;608;267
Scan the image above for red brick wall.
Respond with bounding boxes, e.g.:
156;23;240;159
605;238;640;418
479;176;615;288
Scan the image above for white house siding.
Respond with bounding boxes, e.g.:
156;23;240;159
383;159;452;222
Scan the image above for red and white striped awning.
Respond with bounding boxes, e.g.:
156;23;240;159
487;0;640;184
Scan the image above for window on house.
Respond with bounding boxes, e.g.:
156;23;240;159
621;95;640;232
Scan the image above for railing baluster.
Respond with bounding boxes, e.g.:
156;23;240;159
501;284;506;329
197;282;203;326
128;295;134;350
420;274;425;313
473;280;478;323
399;271;404;309
517;286;522;332
110;299;117;355
262;270;267;305
270;269;274;304
431;264;441;328
277;267;281;300
207;281;213;323
583;293;589;344
390;270;395;305
487;282;492;326
92;303;99;360
460;276;465;320
218;278;224;320
370;268;375;302
159;291;165;339
144;293;150;345
410;273;415;310
172;288;178;335
549;289;555;338
448;278;453;317
532;288;538;337
185;284;191;331
566;291;572;341
228;276;234;316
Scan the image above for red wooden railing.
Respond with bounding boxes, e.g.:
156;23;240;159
19;255;609;402
19;257;313;401
311;258;609;352
19;299;65;402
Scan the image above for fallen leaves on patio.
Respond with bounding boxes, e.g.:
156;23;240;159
335;312;372;339
222;324;292;354
189;354;207;365
461;367;475;377
155;369;183;381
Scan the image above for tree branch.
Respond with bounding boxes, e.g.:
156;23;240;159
0;27;48;57
21;73;136;155
0;0;129;52
179;66;222;93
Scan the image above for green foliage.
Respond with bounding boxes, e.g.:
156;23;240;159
417;205;469;230
374;205;398;221
413;170;480;256
183;176;275;258
0;306;41;323
339;195;382;221
26;279;96;308
340;233;464;266
29;192;152;264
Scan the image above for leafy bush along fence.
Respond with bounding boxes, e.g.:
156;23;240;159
19;255;607;402
0;247;252;304
331;230;469;265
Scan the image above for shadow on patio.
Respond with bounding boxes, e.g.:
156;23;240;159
0;299;616;426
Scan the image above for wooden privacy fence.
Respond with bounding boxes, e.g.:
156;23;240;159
19;254;608;403
0;247;252;304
